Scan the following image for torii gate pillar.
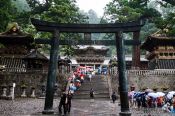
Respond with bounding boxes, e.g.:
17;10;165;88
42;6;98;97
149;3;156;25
116;31;131;116
42;30;59;114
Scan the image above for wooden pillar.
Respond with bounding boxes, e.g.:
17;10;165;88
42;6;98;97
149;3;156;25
132;31;140;69
115;31;131;116
42;30;59;114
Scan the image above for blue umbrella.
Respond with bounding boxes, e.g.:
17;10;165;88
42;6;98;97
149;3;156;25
70;86;77;91
134;92;145;98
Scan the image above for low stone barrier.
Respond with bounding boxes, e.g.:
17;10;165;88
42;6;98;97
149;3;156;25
110;69;175;93
0;71;69;99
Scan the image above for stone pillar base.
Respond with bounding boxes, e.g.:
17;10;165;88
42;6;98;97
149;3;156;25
119;111;131;116
42;109;54;114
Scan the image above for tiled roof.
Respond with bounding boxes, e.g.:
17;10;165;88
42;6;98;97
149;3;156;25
24;50;48;60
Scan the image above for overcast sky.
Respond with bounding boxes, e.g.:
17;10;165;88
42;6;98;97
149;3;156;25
76;0;111;17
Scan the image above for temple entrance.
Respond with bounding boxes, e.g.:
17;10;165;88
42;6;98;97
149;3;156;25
31;18;145;116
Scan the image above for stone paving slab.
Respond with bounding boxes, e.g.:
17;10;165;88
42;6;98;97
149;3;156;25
0;98;173;116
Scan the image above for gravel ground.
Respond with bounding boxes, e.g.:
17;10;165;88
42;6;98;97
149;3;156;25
0;98;173;116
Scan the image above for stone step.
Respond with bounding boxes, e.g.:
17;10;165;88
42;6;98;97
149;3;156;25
82;81;108;85
84;77;107;81
73;93;110;99
74;90;109;94
78;86;108;90
74;75;110;99
90;77;107;81
80;83;108;88
79;82;108;87
78;86;109;91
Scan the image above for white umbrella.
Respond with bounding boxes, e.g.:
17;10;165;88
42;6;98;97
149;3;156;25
156;92;165;97
167;93;173;99
75;79;80;82
169;91;175;94
167;91;175;99
148;92;158;98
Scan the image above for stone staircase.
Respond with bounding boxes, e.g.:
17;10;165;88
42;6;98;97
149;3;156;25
73;75;110;99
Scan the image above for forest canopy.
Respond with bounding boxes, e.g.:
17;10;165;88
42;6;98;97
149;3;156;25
0;0;175;56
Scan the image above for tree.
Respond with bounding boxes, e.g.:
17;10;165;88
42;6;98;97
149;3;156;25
104;0;161;23
87;9;100;24
103;0;175;57
154;0;175;36
0;0;17;32
160;0;175;6
24;0;88;56
103;0;161;56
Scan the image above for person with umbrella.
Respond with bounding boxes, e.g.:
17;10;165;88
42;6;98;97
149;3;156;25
171;94;175;113
162;102;171;112
134;92;144;109
128;84;136;108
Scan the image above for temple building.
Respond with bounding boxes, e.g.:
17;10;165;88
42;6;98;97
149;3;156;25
73;45;109;70
71;33;109;71
141;35;175;69
0;23;34;72
109;55;148;70
0;23;71;99
23;49;48;71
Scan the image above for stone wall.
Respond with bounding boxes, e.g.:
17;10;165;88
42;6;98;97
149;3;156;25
110;70;175;94
0;71;69;98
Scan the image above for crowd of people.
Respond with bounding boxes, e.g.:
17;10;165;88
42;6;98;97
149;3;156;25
128;85;175;114
68;72;85;94
59;68;175;115
58;69;88;115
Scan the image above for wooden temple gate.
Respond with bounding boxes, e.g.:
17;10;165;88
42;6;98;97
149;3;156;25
31;18;145;116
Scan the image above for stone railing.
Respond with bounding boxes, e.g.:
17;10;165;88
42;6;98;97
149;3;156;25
0;71;70;100
1;67;71;74
109;69;175;75
109;69;175;93
3;67;26;72
126;69;175;76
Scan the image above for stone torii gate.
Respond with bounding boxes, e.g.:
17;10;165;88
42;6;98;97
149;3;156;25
31;18;145;116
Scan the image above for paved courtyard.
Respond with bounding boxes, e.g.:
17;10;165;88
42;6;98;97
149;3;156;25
0;98;172;116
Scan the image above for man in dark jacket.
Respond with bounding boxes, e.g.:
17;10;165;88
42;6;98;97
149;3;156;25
58;92;67;115
111;92;117;103
90;88;94;99
67;91;73;113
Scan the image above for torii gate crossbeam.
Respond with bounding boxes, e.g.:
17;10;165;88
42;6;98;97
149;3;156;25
31;18;145;116
35;39;141;46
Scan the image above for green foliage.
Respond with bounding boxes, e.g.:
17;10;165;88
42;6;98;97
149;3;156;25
0;0;18;32
87;9;100;24
104;0;161;23
154;10;175;36
160;0;175;6
0;0;89;57
154;17;168;30
60;45;74;58
1;0;175;57
103;0;163;55
24;0;88;56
